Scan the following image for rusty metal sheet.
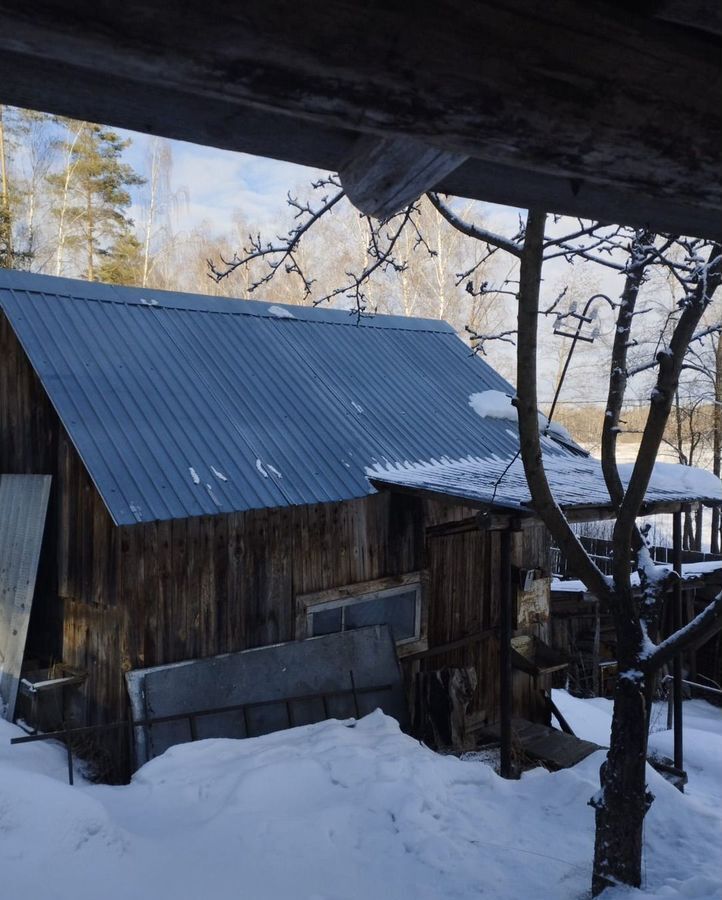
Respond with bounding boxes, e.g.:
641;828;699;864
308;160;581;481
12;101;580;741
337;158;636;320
0;474;51;720
126;625;407;767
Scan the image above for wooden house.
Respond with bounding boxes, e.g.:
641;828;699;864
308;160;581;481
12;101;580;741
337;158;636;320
3;269;717;778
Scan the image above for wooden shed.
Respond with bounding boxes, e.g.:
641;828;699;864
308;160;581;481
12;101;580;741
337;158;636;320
0;269;590;776
3;269;720;780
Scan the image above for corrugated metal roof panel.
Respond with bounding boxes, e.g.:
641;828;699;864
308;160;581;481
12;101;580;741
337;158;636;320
0;270;572;524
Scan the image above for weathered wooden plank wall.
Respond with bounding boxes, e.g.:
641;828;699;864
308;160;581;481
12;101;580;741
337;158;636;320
424;521;551;729
512;526;553;724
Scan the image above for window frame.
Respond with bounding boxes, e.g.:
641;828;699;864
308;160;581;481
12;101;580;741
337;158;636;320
296;572;427;658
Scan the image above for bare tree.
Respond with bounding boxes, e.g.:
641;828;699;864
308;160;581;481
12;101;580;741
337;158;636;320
209;186;721;894
514;220;721;893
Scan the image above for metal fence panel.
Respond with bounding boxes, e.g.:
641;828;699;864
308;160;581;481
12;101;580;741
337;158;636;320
126;624;406;767
0;474;51;720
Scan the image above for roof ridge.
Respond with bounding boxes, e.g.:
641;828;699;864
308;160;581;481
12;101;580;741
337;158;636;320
0;268;456;334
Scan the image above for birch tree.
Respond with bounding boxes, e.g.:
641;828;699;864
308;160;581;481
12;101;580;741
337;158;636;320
48;123;144;280
0;105;13;267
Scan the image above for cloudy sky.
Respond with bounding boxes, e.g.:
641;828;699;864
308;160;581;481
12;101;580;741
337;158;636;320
121;130;326;234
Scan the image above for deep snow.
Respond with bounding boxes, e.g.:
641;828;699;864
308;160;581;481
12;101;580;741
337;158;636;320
0;694;720;900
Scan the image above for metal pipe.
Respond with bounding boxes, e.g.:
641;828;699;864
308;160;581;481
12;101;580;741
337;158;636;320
499;529;514;779
662;675;722;697
546;293;614;426
672;511;684;776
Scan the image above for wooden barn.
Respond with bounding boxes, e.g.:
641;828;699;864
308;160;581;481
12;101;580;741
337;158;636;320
2;269;719;779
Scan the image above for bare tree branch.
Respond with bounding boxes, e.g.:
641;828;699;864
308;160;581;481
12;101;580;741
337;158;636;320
643;589;722;673
425;192;523;258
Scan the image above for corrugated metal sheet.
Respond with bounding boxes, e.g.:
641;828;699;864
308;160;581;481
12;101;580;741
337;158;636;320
0;269;573;525
368;456;722;513
0;474;51;720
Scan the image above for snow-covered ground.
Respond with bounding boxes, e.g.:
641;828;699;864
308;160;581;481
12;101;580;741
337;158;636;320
0;695;720;900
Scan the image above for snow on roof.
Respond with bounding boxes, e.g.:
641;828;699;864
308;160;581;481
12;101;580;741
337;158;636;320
367;454;722;515
468;390;517;422
552;558;722;594
469;390;578;451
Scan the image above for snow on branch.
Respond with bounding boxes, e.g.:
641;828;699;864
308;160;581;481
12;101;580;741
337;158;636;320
425;192;524;258
642;589;722;673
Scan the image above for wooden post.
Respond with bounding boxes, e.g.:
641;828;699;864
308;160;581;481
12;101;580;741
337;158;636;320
499;529;514;779
592;601;601;697
672;511;684;777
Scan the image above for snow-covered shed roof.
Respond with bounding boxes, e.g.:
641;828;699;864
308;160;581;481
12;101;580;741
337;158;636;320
0;269;582;526
368;455;722;520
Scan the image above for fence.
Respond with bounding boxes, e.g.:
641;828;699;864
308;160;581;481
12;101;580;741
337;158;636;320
550;536;722;580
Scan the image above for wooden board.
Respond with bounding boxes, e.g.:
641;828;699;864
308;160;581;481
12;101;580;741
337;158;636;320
0;474;51;720
478;717;601;770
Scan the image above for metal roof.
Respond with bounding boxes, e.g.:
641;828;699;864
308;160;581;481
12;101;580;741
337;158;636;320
368;455;722;516
0;269;577;526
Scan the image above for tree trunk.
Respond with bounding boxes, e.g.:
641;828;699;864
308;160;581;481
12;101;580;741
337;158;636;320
55;124;83;277
0;104;13;265
86;187;94;281
592;668;652;895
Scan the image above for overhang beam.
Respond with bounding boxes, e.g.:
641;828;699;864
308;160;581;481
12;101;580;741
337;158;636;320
339;135;467;220
0;1;719;239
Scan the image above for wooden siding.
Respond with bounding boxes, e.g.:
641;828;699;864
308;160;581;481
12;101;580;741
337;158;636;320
1;317;552;776
424;519;551;729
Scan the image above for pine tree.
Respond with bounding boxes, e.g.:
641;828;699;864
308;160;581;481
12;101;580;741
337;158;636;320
48;123;145;279
96;231;145;285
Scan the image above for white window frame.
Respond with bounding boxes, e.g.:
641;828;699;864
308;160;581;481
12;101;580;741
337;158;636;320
296;572;427;658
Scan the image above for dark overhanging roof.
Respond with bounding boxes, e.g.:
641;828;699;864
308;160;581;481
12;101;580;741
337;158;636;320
0;1;719;239
0;268;580;526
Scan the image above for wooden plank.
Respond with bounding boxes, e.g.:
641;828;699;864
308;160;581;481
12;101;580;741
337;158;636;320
202;514;221;656
169;518;187;661
185;515;201;660
225;512;243;653
479;718;601;770
339;134;467;218
156;519;173;664
0;474;52;720
143;522;159;667
499;529;513;778
297;571;423;608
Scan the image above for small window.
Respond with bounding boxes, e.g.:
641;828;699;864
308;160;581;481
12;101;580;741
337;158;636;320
297;575;426;656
